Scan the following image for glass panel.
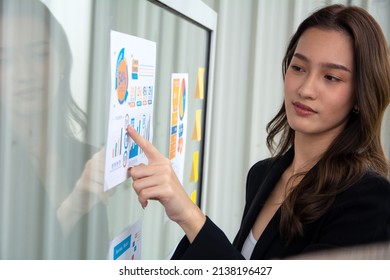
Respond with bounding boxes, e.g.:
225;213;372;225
0;0;108;259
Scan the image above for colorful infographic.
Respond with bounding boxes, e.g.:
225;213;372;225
169;73;189;184
108;218;142;260
104;31;156;191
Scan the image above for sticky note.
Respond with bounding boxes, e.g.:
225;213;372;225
191;109;202;141
190;189;197;204
190;151;199;182
195;67;205;99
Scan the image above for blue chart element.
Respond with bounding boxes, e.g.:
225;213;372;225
148;86;153;104
112;127;123;158
130;144;138;158
178;123;184;137
120;127;123;155
171;125;177;135
145;115;151;141
114;234;131;260
124;132;129;149
179;78;186;120
129;118;139;158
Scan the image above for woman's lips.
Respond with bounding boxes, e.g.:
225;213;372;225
293;101;317;116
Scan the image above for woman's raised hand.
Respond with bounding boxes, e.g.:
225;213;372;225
127;125;206;242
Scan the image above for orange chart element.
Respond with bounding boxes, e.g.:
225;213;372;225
172;78;180;113
117;59;128;103
169;78;180;160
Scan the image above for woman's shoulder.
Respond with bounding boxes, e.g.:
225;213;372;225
351;171;390;192
246;157;276;184
248;157;274;173
325;171;390;242
335;171;390;208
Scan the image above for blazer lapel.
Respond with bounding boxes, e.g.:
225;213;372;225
234;148;294;253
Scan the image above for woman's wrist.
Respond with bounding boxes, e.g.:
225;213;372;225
178;205;206;243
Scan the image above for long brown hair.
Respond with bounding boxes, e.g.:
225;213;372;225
266;4;390;241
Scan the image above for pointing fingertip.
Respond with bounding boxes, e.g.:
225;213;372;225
127;166;134;175
127;125;134;133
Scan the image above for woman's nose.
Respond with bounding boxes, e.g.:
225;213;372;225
298;74;318;99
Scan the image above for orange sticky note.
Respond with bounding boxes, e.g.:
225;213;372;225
195;67;205;99
191;109;202;141
189;151;199;182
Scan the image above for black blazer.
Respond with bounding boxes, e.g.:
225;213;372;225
171;148;390;259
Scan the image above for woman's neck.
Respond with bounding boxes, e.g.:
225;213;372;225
291;132;333;174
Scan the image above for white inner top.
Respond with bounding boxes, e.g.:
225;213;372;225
241;230;257;259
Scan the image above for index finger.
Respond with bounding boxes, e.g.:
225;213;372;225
127;125;162;162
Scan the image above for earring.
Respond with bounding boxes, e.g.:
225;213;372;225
352;106;360;114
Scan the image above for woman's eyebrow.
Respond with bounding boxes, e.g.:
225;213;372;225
293;52;352;73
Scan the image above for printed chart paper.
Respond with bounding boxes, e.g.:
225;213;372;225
108;218;142;260
169;73;189;184
104;30;156;191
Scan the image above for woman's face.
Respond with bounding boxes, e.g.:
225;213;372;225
284;27;355;142
0;15;61;118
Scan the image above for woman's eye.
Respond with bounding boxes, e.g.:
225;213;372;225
324;74;341;82
290;65;304;72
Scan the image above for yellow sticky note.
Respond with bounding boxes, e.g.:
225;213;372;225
195;67;205;99
189;151;199;182
190;189;197;204
191;109;202;141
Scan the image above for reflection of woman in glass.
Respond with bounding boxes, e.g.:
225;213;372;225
0;0;108;259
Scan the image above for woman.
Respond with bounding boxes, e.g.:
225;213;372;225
0;0;109;259
127;4;390;259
